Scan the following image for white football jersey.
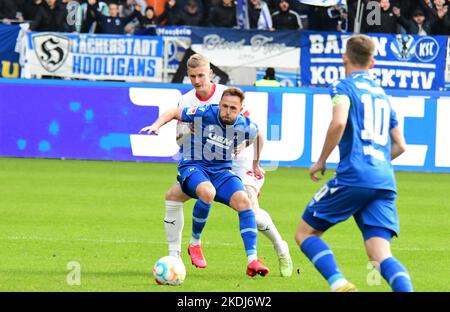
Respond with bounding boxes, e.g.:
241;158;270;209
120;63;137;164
178;83;228;109
176;83;228;146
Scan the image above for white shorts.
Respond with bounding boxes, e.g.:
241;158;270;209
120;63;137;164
234;169;265;193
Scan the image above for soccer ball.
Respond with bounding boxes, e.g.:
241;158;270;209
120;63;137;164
153;256;186;286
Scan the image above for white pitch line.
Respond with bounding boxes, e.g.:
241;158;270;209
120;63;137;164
1;236;448;252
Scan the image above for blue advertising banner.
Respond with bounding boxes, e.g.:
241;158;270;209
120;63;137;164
0;79;449;172
24;32;164;82
190;27;300;69
0;24;20;78
300;31;448;90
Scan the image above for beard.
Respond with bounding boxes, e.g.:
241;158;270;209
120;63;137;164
220;116;235;125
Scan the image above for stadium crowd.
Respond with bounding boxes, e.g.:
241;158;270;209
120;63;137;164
0;0;449;35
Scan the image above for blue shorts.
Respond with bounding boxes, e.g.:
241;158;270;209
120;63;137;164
302;177;399;241
177;164;245;206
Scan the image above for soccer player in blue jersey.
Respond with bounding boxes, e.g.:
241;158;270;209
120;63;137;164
140;88;270;277
294;34;413;292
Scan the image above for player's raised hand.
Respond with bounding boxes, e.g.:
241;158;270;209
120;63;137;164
309;161;326;182
139;125;159;135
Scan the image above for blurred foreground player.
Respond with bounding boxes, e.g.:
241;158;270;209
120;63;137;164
294;34;413;292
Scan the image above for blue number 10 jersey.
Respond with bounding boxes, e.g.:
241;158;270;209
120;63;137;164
330;71;399;192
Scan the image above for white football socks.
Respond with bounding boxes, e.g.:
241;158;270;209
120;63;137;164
255;208;287;255
165;200;184;258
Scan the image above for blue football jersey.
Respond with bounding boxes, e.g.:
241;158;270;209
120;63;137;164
179;104;258;171
330;71;399;192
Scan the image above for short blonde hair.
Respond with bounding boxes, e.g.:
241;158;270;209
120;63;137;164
345;34;375;68
187;54;210;69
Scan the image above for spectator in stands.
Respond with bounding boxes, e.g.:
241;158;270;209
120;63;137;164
248;0;273;30
308;2;348;32
254;67;281;87
145;0;167;18
87;0;141;34
31;0;75;32
172;0;203;26
272;0;303;30
138;5;156;27
157;0;180;25
433;2;450;34
22;0;44;22
361;0;399;34
393;7;435;35
208;0;236;28
0;0;23;22
135;5;157;34
122;0;147;34
76;0;109;33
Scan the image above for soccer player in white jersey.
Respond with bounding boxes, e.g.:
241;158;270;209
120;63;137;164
164;53;293;277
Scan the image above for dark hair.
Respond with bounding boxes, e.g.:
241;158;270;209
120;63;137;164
221;87;245;104
264;67;276;80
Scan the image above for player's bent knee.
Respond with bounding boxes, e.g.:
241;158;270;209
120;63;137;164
196;184;216;204
165;187;187;202
230;191;251;211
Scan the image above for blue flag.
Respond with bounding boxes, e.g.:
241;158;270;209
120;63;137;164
236;0;250;29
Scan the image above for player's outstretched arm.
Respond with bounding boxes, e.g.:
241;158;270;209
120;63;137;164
310;96;350;182
390;126;406;160
139;107;183;135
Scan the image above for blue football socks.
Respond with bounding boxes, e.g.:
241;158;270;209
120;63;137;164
238;209;258;262
301;236;348;290
191;199;211;244
380;257;414;292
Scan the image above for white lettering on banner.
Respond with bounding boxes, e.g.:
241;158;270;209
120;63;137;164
70;37;159;56
311;65;435;89
311;94;340;163
390;97;428;166
129;88;181;157
309;34;387;57
435;99;450;167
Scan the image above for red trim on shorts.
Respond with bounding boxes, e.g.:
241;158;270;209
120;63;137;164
195;83;216;102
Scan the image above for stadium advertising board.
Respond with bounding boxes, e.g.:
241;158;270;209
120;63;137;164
190;27;300;69
0;80;449;172
0;24;21;79
300;31;448;90
23;32;163;82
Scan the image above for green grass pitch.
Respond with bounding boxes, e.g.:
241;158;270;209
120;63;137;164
0;157;449;292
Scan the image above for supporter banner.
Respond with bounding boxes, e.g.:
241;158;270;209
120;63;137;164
0;24;21;78
155;26;192;72
190;27;300;69
300;31;448;90
0;79;449;172
24;32;163;82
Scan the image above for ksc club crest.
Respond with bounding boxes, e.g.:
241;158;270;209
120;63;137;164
390;35;416;61
33;33;70;72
